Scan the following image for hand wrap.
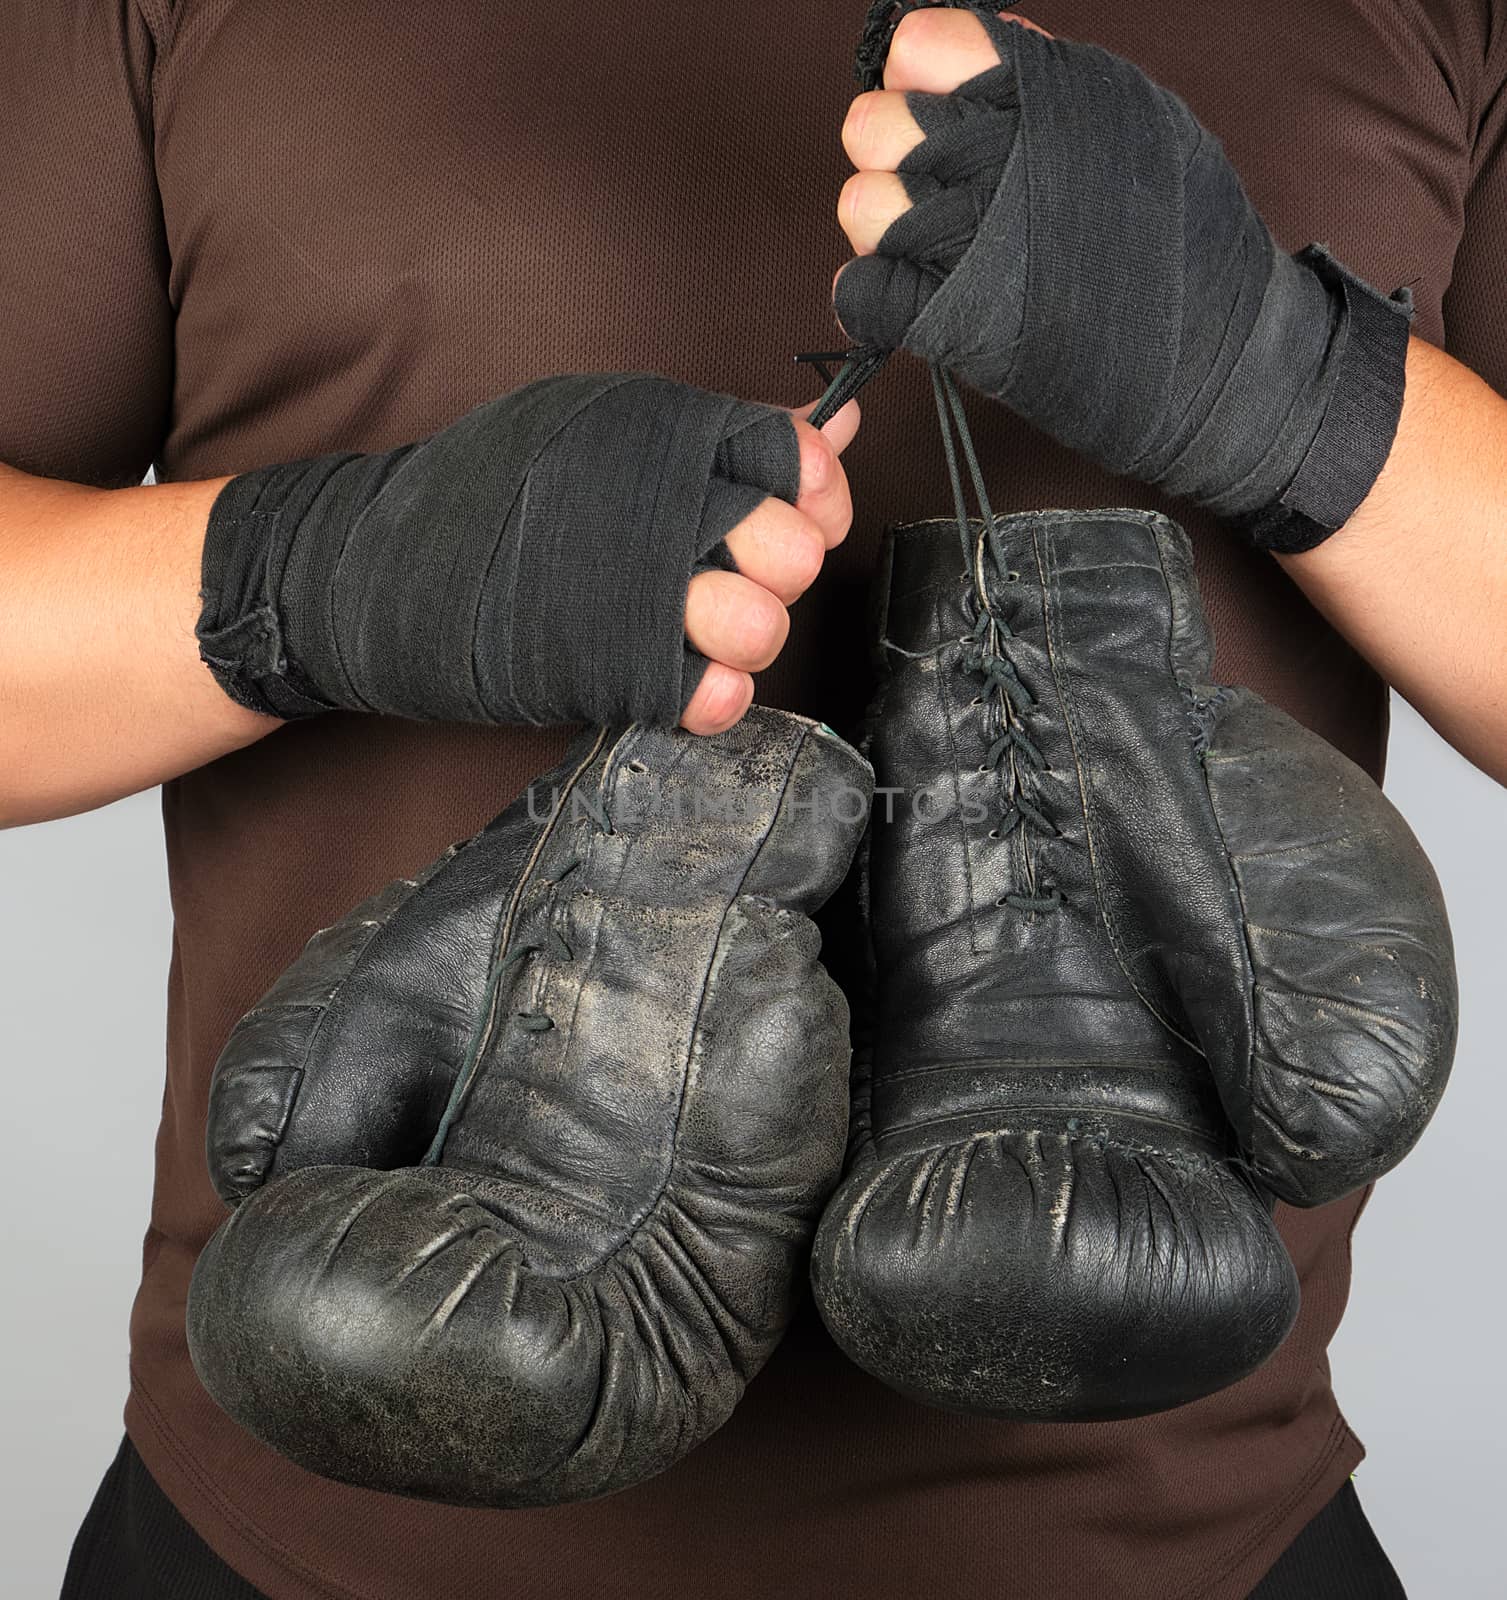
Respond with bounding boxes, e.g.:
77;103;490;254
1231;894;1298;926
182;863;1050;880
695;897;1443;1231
196;372;800;724
837;9;1414;550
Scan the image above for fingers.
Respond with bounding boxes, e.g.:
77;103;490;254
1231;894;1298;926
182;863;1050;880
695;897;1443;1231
722;500;825;604
684;569;790;674
724;404;854;582
841;88;925;175
789;410;856;547
681;661;755;736
883;9;1049;95
680;570;785;732
795;393;861;456
845;10;1054;176
682;397;859;735
838;168;912;255
837;13;1051;253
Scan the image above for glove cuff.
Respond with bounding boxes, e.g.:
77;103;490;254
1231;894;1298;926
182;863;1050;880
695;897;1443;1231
1237;244;1414;555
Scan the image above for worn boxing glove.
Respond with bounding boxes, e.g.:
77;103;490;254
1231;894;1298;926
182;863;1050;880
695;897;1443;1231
838;3;1414;551
810;512;1455;1419
196;371;800;725
186;708;872;1506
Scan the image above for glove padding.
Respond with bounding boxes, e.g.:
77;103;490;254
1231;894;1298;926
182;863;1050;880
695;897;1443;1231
186;708;872;1506
837;6;1414;550
810;512;1455;1419
196;372;800;724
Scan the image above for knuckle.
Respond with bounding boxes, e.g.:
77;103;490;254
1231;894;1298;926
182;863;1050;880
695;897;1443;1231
684;568;712;621
886;8;936;76
837;171;867;235
786;528;826;593
744;594;790;664
720;674;754;726
842;91;874;159
799;425;833;489
695;669;747;732
829;495;853;548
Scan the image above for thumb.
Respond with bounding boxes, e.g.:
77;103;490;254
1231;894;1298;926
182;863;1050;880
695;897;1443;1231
787;394;861;455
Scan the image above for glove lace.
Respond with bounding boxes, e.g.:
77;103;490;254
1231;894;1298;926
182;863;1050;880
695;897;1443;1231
421;787;610;1166
793;327;1060;912
932;361;1061;915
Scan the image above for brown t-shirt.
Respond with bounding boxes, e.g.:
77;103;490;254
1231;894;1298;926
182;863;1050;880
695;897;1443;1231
5;2;1505;1596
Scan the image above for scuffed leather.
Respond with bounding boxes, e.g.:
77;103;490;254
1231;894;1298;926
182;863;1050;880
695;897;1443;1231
187;708;872;1507
811;513;1456;1421
1040;512;1457;1203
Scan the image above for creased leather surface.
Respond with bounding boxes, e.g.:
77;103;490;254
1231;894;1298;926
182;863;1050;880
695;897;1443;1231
811;512;1455;1423
187;707;872;1507
1052;511;1457;1203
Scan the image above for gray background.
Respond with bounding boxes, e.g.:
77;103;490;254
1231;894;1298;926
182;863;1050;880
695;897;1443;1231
1;695;1501;1598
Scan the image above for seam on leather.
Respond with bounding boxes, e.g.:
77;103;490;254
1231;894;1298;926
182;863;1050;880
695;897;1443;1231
243;846;465;1186
1146;518;1263;1110
1037;515;1196;1049
548;721;815;1287
433;727;611;1148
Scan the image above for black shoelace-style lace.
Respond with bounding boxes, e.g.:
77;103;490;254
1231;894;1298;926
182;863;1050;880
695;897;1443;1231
931;365;1061;913
798;344;1061;914
421;795;611;1166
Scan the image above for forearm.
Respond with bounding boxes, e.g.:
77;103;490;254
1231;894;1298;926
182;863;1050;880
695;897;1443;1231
1278;336;1507;785
837;10;1507;786
0;463;274;826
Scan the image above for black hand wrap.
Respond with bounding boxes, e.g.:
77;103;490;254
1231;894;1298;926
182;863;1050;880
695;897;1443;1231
837;7;1414;551
196;372;800;725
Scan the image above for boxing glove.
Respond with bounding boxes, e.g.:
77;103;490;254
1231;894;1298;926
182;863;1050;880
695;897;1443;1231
811;512;1455;1419
187;708;872;1506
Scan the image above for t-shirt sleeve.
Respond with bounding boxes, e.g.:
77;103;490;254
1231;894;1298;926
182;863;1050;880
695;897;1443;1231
1441;2;1507;394
0;0;173;486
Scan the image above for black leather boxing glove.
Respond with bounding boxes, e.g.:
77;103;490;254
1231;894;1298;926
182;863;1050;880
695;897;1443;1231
838;3;1414;552
186;708;872;1506
809;511;1455;1420
196;371;800;726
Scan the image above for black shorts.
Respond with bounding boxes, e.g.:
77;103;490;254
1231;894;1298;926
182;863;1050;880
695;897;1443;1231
61;1435;1407;1599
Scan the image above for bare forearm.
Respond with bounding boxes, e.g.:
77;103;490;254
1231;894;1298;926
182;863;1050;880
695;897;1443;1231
0;464;274;826
1279;336;1507;784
